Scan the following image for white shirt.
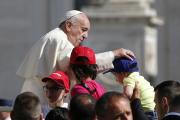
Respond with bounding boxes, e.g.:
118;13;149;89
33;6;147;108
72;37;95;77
164;112;180;117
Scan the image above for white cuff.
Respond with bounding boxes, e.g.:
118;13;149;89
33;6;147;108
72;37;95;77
96;51;115;72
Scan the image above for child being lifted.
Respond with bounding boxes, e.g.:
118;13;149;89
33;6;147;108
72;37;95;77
104;57;157;120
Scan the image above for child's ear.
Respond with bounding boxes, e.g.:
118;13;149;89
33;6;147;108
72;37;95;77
117;73;124;83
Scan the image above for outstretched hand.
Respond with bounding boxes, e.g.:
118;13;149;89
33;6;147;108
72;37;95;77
113;48;135;60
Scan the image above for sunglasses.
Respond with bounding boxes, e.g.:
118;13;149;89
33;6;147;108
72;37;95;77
43;85;65;92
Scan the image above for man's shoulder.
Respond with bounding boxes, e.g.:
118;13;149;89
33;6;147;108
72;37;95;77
45;28;65;38
162;115;180;120
41;28;68;45
162;112;180;120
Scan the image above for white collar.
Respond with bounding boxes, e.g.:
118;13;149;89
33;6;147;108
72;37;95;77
165;112;180;117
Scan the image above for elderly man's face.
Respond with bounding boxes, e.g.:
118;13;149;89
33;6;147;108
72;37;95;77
67;14;90;47
43;80;66;103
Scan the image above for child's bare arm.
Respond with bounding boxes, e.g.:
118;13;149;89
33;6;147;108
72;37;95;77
131;81;140;101
123;85;134;99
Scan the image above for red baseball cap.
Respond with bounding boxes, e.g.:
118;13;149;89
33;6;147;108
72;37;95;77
42;71;70;93
70;46;96;65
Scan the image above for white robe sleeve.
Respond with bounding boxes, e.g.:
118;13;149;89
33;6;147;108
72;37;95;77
95;51;114;72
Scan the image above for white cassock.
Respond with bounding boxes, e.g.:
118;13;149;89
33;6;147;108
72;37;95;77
16;28;114;104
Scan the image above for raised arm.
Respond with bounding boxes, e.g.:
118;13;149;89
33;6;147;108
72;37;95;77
124;85;134;99
96;48;135;72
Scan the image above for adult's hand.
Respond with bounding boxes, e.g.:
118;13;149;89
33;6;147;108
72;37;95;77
130;81;149;120
113;48;135;60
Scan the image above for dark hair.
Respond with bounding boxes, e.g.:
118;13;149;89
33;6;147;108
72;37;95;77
154;80;180;103
95;91;129;119
169;94;180;111
11;92;41;120
70;57;98;82
69;93;96;120
45;107;69;120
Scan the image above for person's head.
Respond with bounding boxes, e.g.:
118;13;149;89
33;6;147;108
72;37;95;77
104;57;138;83
10;92;42;120
45;107;69;120
95;91;133;120
70;46;98;82
69;93;96;120
169;94;180;113
59;10;90;47
154;80;180;120
42;71;70;108
0;98;13;120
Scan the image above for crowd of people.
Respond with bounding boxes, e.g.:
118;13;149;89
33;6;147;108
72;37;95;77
0;10;180;120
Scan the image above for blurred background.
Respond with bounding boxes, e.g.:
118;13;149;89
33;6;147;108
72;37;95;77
0;0;180;99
